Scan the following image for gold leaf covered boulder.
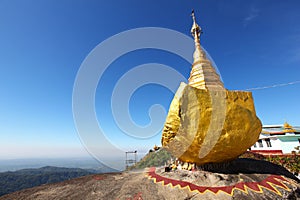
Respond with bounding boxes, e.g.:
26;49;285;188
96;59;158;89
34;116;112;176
161;12;262;165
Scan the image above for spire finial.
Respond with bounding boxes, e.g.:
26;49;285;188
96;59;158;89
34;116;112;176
191;9;196;24
190;9;202;40
190;10;205;62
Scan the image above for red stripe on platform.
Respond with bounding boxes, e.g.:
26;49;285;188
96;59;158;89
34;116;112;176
250;150;283;154
147;167;291;196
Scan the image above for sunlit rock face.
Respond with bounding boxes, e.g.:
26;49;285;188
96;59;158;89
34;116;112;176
161;11;262;165
161;82;262;165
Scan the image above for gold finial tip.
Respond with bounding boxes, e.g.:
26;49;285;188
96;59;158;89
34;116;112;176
191;9;196;23
190;10;201;37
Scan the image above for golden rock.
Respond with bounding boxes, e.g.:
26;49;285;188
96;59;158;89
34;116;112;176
161;83;262;165
161;11;262;165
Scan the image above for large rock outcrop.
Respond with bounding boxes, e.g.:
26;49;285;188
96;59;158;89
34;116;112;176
1;159;299;200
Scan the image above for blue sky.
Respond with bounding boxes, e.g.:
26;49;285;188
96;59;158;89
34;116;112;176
0;0;300;160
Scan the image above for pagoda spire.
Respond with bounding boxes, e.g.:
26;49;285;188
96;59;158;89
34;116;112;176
191;9;202;41
188;10;224;90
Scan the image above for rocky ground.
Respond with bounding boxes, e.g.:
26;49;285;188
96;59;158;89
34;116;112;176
1;159;300;200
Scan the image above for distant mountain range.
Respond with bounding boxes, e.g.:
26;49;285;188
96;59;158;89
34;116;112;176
0;166;96;196
0;157;114;172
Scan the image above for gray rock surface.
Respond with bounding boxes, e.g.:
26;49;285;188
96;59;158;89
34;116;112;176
1;159;299;200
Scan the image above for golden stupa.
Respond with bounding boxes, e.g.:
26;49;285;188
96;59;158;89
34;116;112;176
161;11;262;165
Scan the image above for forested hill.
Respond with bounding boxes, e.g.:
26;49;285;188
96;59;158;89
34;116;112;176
129;148;174;170
0;166;94;196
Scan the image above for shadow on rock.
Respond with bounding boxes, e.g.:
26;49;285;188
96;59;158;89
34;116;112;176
199;158;300;183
